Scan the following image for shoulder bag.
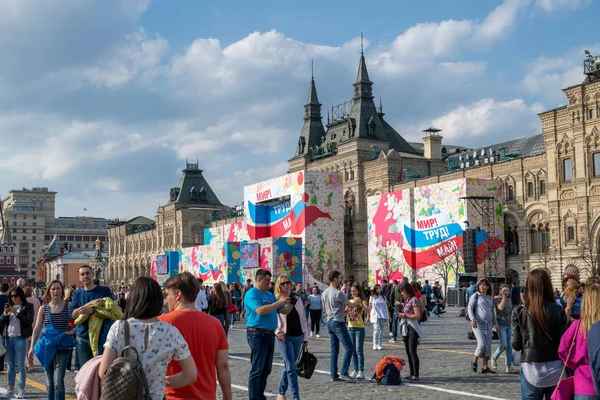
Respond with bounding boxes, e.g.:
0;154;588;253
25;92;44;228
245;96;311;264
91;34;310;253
551;321;579;400
296;345;318;379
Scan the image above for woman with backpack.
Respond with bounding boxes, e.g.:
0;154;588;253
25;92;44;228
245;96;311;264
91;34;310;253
557;283;600;399
346;283;371;379
0;286;34;400
397;282;422;382
368;284;389;350
98;277;197;400
28;280;75;400
468;278;498;374
512;268;567;399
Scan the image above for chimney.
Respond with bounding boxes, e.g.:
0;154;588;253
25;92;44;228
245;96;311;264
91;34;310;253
422;127;443;160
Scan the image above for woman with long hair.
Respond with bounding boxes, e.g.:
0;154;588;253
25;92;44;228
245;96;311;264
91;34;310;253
491;284;515;373
558;284;600;399
512;269;567;400
28;280;75;400
208;283;228;333
468;278;498;374
99;277;197;400
274;275;308;400
346;283;371;379
397;282;421;382
0;286;34;399
308;287;322;337
368;283;389;350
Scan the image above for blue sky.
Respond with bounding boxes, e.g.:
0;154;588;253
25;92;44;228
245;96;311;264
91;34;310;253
0;0;597;220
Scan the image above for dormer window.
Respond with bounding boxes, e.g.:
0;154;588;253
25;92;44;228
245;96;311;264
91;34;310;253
199;187;207;202
190;186;198;201
367;117;376;136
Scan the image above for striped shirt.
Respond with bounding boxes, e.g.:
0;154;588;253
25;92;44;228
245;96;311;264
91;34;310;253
43;302;71;332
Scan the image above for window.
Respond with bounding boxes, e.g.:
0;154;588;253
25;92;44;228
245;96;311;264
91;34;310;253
31;250;35;255
563;158;573;182
594;153;600;176
77;244;81;248
32;229;36;233
23;215;27;220
32;222;36;227
508;185;514;200
589;109;595;119
22;236;26;240
540;180;546;195
32;243;36;248
527;182;534;197
12;236;16;240
567;226;575;241
33;215;36;220
32;236;36;240
85;244;89;249
531;224;550;254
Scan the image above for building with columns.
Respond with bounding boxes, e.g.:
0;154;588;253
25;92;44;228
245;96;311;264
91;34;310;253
106;161;230;284
289;51;600;285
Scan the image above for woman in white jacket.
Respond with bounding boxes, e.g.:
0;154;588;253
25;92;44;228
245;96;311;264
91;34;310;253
368;284;389;350
275;275;309;400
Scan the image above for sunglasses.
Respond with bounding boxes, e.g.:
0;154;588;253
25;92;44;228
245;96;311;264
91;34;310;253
10;295;19;298
280;281;291;286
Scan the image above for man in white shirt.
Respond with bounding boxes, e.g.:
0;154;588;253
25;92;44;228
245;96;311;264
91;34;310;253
194;278;208;312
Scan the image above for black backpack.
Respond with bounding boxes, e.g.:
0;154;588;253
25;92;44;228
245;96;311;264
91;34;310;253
100;321;151;400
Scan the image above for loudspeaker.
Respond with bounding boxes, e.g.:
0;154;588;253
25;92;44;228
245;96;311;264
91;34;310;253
463;229;477;274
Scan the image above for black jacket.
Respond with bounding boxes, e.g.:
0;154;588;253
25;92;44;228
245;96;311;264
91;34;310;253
511;301;567;363
0;301;34;339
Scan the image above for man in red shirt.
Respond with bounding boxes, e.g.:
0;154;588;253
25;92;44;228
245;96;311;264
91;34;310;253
159;272;232;400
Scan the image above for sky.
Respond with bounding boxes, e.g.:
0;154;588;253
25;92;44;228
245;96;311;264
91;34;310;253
0;0;597;220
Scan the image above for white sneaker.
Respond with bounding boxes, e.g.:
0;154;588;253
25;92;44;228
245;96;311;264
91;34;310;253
0;391;14;399
356;371;365;379
349;370;357;379
490;357;498;370
377;345;383;350
316;334;321;338
389;338;396;343
15;390;23;400
373;345;378;350
310;332;314;337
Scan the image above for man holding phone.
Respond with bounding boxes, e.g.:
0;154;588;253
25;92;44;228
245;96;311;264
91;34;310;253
244;269;293;400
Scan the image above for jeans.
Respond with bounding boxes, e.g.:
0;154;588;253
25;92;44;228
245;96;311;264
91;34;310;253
373;318;386;348
403;325;420;377
574;396;600;400
348;327;365;373
327;320;354;378
247;330;275;400
391;305;401;339
75;337;95;368
6;336;26;389
305;306;310;322
276;335;302;400
493;324;513;366
520;370;555;400
44;349;71;400
309;310;322;335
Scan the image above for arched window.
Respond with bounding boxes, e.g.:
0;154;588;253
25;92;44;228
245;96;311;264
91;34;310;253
508;185;514;200
531;223;550;254
344;191;355;231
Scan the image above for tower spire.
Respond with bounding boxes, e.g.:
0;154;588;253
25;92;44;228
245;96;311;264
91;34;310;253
360;32;364;55
311;59;314;80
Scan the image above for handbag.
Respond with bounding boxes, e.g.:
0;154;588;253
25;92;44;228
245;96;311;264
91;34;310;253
551;322;579;400
296;346;318;379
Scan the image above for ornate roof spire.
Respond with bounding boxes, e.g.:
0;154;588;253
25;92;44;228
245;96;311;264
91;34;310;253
356;34;371;83
307;60;320;105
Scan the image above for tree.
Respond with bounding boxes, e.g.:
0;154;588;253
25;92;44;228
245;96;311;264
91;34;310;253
575;224;599;278
431;245;464;297
376;244;404;283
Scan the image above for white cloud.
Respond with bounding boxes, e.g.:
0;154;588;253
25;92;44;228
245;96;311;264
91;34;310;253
521;46;599;103
95;178;123;192
424;99;544;146
535;0;591;12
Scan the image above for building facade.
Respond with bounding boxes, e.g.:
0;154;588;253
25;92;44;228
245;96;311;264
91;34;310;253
0;188;111;282
289;52;600;285
106;162;231;284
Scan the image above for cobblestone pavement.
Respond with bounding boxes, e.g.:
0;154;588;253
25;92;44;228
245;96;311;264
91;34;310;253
0;308;521;399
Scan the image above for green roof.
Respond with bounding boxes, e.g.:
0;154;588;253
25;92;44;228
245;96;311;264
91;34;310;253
127;216;155;225
169;162;222;207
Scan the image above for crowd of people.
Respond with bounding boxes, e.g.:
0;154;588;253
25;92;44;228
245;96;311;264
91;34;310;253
1;265;599;400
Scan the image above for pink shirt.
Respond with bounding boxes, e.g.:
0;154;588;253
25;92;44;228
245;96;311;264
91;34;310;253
558;320;599;396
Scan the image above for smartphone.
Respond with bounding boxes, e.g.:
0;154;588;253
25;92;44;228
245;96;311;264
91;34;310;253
289;291;298;306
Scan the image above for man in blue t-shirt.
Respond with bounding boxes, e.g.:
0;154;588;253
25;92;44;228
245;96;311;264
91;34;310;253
69;265;115;367
244;269;292;400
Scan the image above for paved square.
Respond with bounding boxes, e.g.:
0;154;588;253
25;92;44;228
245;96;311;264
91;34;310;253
0;308;521;399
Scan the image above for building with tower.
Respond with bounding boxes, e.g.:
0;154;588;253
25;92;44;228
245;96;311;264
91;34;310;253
106;161;231;284
0;200;25;285
289;50;600;286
